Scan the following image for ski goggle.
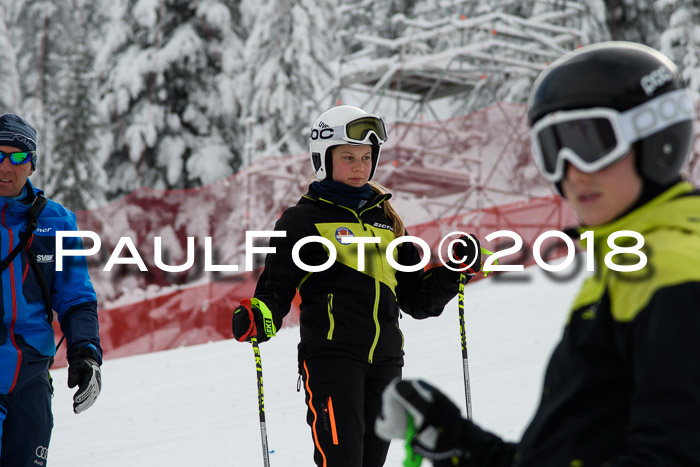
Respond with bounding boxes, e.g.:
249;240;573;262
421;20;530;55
0;151;35;165
530;88;695;182
329;116;388;145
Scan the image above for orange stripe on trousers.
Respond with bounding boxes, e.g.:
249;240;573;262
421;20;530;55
327;395;339;445
304;360;327;467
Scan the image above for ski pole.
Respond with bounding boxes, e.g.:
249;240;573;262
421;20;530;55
458;272;472;420
251;337;271;467
457;241;495;419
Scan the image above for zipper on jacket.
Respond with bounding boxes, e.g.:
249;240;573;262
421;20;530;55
368;278;381;363
315;195;390;363
326;293;335;340
2;204;22;393
367;240;386;363
356;199;389;363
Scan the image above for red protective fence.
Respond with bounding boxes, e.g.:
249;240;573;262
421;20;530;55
50;101;700;366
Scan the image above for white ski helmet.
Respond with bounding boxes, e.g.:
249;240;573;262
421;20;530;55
309;105;387;181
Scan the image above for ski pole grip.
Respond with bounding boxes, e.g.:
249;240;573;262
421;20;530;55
250;298;277;338
403;415;423;467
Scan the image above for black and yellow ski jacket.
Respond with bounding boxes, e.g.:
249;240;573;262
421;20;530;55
515;181;700;466
516;182;700;467
252;187;461;365
460;182;700;466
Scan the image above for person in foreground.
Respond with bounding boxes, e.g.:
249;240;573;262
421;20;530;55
0;114;102;466
232;104;481;466
375;41;700;466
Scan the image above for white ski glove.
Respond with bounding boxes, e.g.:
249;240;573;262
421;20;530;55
67;352;102;414
376;379;465;460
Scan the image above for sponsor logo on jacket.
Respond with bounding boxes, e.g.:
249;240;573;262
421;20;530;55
372;222;394;232
335;227;355;245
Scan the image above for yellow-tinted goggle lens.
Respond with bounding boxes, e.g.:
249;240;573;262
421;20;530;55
345;117;387;142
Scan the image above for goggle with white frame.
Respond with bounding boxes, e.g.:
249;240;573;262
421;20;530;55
530;88;696;182
326;116;388;145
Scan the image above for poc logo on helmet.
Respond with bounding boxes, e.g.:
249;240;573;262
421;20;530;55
640;66;673;96
310;127;335;140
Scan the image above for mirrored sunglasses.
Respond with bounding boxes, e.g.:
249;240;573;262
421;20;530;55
0;151;34;165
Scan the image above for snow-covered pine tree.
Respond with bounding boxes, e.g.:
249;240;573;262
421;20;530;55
239;0;340;163
605;0;671;45
656;0;700;93
338;0;420;55
0;0;60;180
0;0;27;115
49;38;105;211
654;0;700;184
97;0;246;198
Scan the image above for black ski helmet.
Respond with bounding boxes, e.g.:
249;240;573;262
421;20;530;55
528;41;694;186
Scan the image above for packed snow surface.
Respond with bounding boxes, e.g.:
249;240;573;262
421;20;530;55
49;262;586;466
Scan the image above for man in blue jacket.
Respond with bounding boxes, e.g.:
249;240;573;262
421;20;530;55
0;113;102;466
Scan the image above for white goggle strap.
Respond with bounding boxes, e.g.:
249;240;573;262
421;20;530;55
617;88;696;144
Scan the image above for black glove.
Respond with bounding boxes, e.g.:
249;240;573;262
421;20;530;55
232;298;276;343
67;349;102;414
448;234;481;275
377;379;518;466
376;379;465;461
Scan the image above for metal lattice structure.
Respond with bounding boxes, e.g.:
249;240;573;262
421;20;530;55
307;4;595;224
331;2;589;122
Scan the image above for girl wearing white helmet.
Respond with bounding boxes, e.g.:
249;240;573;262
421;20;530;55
232;105;481;466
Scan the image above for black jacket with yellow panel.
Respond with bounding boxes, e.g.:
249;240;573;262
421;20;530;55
252;186;460;365
517;182;700;466
452;182;700;466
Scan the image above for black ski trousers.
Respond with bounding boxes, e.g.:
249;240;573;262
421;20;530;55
301;356;401;467
0;374;53;466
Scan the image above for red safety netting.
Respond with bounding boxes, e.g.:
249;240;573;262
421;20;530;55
50;101;700;367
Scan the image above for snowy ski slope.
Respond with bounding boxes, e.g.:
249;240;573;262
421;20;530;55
48;261;586;466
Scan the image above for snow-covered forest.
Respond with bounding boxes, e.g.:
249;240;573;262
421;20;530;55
0;0;698;209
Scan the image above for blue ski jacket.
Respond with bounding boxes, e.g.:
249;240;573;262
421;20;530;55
0;180;101;394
